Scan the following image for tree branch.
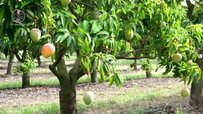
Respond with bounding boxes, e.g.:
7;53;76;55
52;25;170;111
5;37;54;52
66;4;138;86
116;55;156;60
116;49;151;57
186;0;195;20
68;4;78;21
69;57;85;83
53;47;66;67
72;0;94;8
14;50;23;62
22;48;28;61
49;46;66;78
49;65;61;78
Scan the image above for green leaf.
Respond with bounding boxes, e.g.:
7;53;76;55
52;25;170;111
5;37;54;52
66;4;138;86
66;35;72;48
0;23;4;37
146;8;152;19
0;5;5;25
138;3;144;13
78;21;90;32
60;13;65;27
169;44;177;56
90;21;102;34
97;31;109;36
81;56;92;74
109;76;114;86
103;63;111;77
138;21;144;32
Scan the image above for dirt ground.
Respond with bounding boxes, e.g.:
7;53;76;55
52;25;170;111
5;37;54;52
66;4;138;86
1;77;202;114
0;60;203;114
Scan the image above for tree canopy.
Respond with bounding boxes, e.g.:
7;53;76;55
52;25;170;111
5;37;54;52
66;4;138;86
0;0;203;113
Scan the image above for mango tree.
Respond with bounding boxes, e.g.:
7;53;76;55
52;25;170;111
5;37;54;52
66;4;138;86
49;0;202;113
6;52;14;75
117;0;203;108
115;0;203;107
0;37;15;75
0;0;53;88
1;0;203;114
185;0;203;107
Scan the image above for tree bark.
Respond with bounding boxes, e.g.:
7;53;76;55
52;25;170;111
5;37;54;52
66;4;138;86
37;56;41;67
91;69;97;83
50;57;85;114
190;58;203;107
22;71;30;88
59;78;77;114
186;0;194;20
146;70;152;78
6;52;14;75
131;60;138;70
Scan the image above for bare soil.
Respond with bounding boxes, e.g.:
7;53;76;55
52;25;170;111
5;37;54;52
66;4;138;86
0;59;202;114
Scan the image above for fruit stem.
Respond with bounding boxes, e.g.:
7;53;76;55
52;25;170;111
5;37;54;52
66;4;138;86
183;81;187;88
34;19;37;28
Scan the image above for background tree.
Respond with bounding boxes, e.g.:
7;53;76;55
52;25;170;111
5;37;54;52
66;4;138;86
6;52;14;75
0;37;15;75
185;0;203;108
0;0;53;88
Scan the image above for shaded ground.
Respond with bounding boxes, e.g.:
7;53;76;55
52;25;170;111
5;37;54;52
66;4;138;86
0;59;202;114
1;78;202;114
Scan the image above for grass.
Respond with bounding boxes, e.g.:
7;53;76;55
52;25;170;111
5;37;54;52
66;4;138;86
80;84;182;114
0;103;60;114
116;58;158;65
0;70;173;89
0;78;59;89
0;59;182;114
0;82;184;114
0;60;173;89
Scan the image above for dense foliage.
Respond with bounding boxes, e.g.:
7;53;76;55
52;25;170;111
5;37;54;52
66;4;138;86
0;0;203;113
0;0;202;84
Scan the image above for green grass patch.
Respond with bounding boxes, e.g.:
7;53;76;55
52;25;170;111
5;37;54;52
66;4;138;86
0;70;173;89
77;83;183;114
0;78;59;89
0;103;59;114
116;59;158;66
0;59;173;89
0;83;184;114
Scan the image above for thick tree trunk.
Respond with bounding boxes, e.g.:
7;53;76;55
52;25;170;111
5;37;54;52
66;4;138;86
50;57;85;114
146;70;152;78
91;69;97;83
6;52;14;75
59;79;77;114
22;72;30;88
190;58;203;107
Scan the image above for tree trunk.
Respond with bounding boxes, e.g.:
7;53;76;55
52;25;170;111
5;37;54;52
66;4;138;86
6;52;14;75
37;56;41;67
22;71;30;88
59;79;77;114
190;58;203;107
186;0;194;20
131;60;138;70
50;57;85;114
91;69;97;83
186;0;203;109
146;70;152;78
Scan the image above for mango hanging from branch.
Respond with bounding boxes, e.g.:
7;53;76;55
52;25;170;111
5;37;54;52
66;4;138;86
30;28;41;42
41;43;55;58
